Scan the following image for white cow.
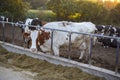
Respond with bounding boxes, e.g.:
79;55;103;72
29;21;97;59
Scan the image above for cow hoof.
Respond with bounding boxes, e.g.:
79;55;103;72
78;59;83;62
79;56;83;60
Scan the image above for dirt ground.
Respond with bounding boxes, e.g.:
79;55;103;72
0;45;105;80
0;66;35;80
0;23;120;73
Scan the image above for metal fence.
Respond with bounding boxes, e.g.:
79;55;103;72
0;21;120;74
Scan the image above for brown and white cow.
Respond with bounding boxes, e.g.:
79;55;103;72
24;21;97;59
23;29;50;50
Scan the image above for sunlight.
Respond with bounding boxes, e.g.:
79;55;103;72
101;0;120;3
85;0;120;3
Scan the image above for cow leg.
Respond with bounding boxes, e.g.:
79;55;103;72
79;50;85;59
93;37;97;46
53;46;59;56
79;42;86;59
40;45;50;53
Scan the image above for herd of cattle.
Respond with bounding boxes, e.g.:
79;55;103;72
1;16;120;59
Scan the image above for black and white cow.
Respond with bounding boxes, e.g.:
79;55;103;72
15;18;43;33
95;25;112;34
98;25;120;48
0;16;8;22
24;18;47;32
95;25;112;43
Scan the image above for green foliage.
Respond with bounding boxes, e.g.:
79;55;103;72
37;11;56;21
46;0;108;23
76;1;108;24
0;0;29;21
26;10;56;21
109;3;120;26
0;0;120;26
24;0;49;9
26;12;37;19
46;0;78;20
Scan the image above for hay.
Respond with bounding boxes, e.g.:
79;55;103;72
0;45;106;80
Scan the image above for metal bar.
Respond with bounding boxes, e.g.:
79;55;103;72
68;32;72;59
0;21;38;28
115;38;120;74
23;39;26;49
51;30;54;55
12;22;14;44
89;35;93;65
44;27;120;40
2;21;5;42
0;21;120;40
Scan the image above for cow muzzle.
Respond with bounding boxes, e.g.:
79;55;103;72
30;48;37;52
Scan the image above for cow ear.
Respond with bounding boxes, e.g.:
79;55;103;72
23;32;30;36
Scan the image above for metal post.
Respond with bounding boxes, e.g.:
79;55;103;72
12;22;14;44
23;24;26;49
23;38;26;49
115;38;120;74
51;30;54;55
2;21;5;42
89;35;93;65
68;32;72;59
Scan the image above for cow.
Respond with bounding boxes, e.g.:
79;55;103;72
95;25;112;44
108;26;120;36
15;21;25;33
100;33;120;48
15;18;46;33
22;18;47;48
0;16;8;22
25;21;97;59
24;18;34;32
23;32;31;48
24;18;47;32
96;25;120;48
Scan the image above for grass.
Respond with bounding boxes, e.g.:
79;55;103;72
28;9;54;15
27;9;56;21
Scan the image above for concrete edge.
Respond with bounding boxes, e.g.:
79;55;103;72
0;41;120;80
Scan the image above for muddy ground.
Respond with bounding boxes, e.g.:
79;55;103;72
0;45;105;80
0;23;120;73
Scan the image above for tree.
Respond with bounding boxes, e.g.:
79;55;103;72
0;0;29;21
24;0;49;9
76;1;108;24
109;3;120;25
46;0;108;23
46;0;78;20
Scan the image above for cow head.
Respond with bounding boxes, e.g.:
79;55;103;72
25;29;50;52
